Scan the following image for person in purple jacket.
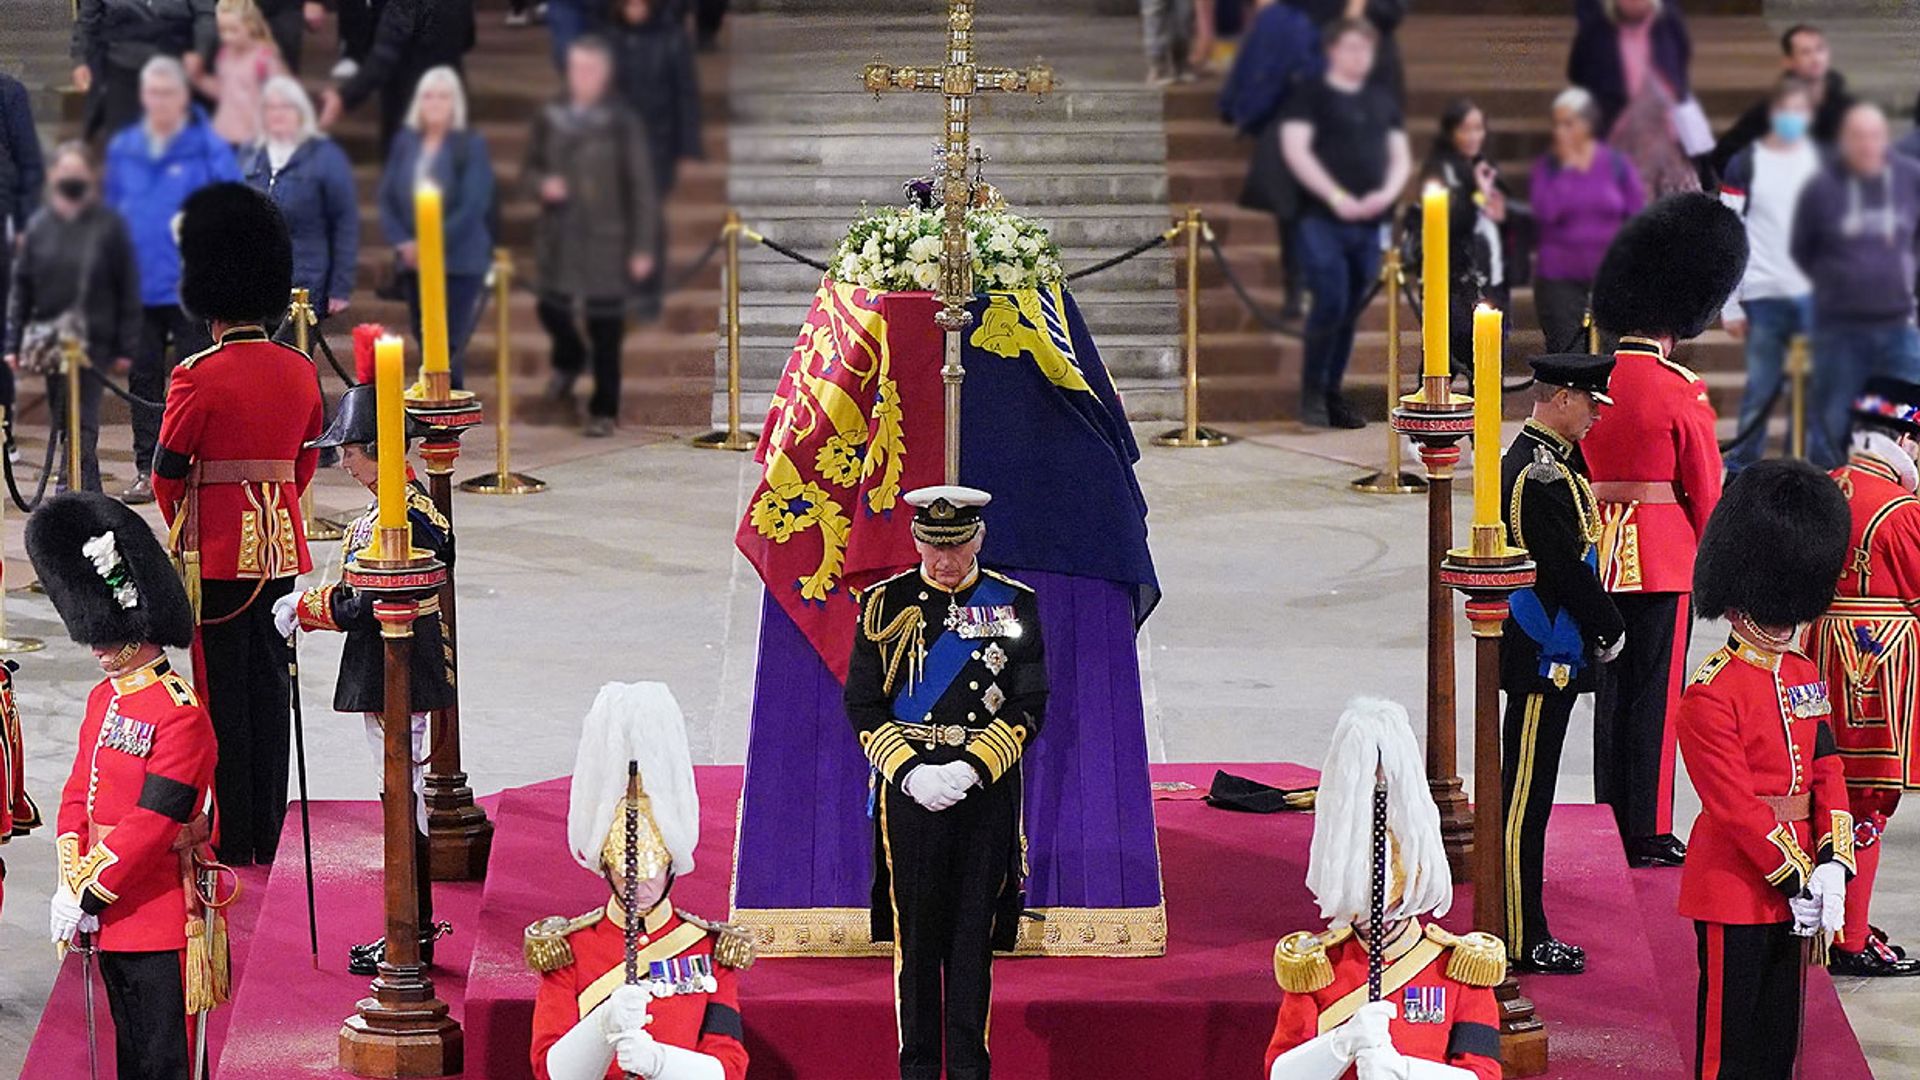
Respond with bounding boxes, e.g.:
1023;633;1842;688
1529;86;1644;355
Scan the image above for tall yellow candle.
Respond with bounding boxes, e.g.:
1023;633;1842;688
414;182;450;375
1472;304;1503;530
374;335;407;547
1422;182;1450;379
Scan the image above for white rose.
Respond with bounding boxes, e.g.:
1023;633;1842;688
912;263;940;289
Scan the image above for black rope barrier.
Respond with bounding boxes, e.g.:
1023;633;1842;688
309;327;358;386
1066;232;1172;283
753;234;832;274
94;371;166;412
2;424;63;514
1200;229;1308;338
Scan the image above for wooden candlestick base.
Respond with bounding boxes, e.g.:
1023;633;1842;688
425;777;493;881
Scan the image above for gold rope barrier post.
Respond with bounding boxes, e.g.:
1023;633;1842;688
458;250;546;495
1152;207;1232;448
291;289;346;541
693;211;758;452
1789;333;1809;460
0;408;45;655
61;335;83;493
1351;243;1425;494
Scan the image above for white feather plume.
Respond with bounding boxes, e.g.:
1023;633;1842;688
1304;696;1452;927
566;682;700;877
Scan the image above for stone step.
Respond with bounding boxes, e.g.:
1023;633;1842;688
730;87;1164;125
727;163;1169;207
728;123;1166;168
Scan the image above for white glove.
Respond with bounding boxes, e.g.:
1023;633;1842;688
1788;892;1822;935
50;891;85;945
612;1029;667;1079
1327;1000;1396;1061
599;984;653;1041
1597;633;1626;664
1356;1045;1476;1080
902;764;967;812
78;914;99;934
934;760;980;792
272;592;301;638
1808;862;1847;935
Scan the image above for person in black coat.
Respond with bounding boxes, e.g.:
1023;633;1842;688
72;0;217;140
1220;2;1320;322
274;383;455;974
1500;354;1626;977
318;0;474;153
1566;0;1691;138
1284;0;1405;109
606;0;702;197
0;71;45;438
1708;23;1855;180
1419;98;1513;381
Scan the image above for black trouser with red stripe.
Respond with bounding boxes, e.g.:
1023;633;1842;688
1694;921;1801;1080
1502;688;1577;953
1596;593;1691;842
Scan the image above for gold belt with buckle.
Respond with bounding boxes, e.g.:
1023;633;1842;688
898;722;969;748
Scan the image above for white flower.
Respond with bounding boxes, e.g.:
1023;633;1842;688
83;532;120;578
912;262;941;289
906;235;942;264
113;582;140;609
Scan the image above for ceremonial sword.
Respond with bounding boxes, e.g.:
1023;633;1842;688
77;931;100;1080
192;865;215;1080
288;629;319;964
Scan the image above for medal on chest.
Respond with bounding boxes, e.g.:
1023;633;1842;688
98;701;155;758
945;601;1021;640
643;954;718;998
1402;984;1447;1024
1784;681;1832;720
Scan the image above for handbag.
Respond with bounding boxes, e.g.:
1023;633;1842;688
17;309;85;376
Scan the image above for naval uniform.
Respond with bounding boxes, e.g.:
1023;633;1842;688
1265;921;1504;1080
56;656;217;1080
152;324;325;866
1804;449;1920;957
1583;336;1724;848
1676;628;1854;1080
845;564;1047;1080
527;899;751;1080
1499;419;1624;955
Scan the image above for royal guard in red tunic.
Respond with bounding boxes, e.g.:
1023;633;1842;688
1680;460;1857;1080
527;683;751;1080
29;492;225;1080
1802;378;1920;976
0;659;36;917
1584;193;1746;869
151;183;324;868
1266;699;1504;1080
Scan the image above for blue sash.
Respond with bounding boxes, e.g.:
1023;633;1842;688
1509;548;1596;684
891;576;1018;724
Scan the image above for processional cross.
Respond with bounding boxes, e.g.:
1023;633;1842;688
862;0;1053;484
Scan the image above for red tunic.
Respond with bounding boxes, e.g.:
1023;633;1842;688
1805;452;1920;793
1264;926;1500;1080
0;662;37;842
55;657;217;952
152;326;324;581
1677;631;1855;925
1582;338;1723;594
531;902;748;1080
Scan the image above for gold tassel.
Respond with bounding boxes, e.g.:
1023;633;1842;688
211;910;230;1003
183;912;231;1014
1274;930;1337;993
1440;929;1508;987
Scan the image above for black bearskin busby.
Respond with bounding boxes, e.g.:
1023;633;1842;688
178;182;294;327
25;493;194;649
1693;459;1849;628
1591;192;1748;342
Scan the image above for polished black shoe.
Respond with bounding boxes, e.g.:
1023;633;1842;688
1325;393;1368;430
1829;937;1920;977
347;921;452;976
1514;938;1587;975
1870;924;1908;959
1626;833;1687;868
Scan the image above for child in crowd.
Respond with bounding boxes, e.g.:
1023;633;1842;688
197;0;288;148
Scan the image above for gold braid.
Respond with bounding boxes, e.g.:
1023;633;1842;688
862;590;926;696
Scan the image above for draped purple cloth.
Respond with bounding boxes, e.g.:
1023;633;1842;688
733;569;1163;913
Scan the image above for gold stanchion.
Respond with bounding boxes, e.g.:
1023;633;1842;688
290;288;347;540
61;336;83;492
1351;245;1426;494
459;250;547;495
693;211;759;452
1152;207;1232;448
1789;334;1810;460
0;405;45;655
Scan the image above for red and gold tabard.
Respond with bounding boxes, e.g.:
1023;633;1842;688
1264;921;1503;1080
1677;628;1856;925
1805;451;1920;793
1582;337;1724;594
54;657;217;952
528;899;750;1080
152;326;325;581
1;661;38;843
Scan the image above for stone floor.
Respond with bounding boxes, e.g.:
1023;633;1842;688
0;413;1914;1073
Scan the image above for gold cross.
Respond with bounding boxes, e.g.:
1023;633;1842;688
862;0;1052;483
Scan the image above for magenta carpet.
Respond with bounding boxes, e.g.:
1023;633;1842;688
19;768;1876;1079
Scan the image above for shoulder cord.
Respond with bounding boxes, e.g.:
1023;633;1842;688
861;595;924;697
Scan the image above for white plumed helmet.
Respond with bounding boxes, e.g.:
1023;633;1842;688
566;682;700;880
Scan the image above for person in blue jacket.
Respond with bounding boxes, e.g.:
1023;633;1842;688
103;54;240;504
243;77;359;322
377;65;494;389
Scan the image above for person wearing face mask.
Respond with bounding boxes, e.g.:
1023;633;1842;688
1800;379;1920;978
1710;23;1856;180
526;682;751;1080
1717;76;1822;477
6;144;143;494
1791;103;1920;469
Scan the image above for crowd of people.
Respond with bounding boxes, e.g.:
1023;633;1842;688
0;0;710;504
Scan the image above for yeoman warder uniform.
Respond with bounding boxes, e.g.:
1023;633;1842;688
1584;192;1746;868
845;486;1046;1080
1802;378;1920;976
1680;460;1856;1080
151;183;325;867
1266;699;1504;1080
1498;354;1625;974
0;657;38;917
30;493;226;1080
527;683;750;1080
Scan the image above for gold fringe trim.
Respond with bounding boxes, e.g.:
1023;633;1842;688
1430;926;1507;987
677;909;758;970
730;904;1170;959
524;909;605;973
1273;927;1349;993
183;912;230;1013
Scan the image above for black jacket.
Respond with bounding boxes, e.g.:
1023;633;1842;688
1284;0;1406;108
320;483;457;714
0;75;43;234
72;0;215;74
608;9;703;196
338;0;475;111
1500;420;1624;693
5;204;144;362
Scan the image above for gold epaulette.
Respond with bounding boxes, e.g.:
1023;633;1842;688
523;908;605;973
1273;925;1352;993
406;485;450;533
981;567;1034;593
1691;648;1733;687
677;909;758;970
1659;357;1703;384
1425;924;1507;987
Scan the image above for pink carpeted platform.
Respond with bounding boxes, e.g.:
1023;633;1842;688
19;767;1876;1080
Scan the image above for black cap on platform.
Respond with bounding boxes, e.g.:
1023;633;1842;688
1694;459;1849;627
178;183;294;327
306;384;430;450
1528;353;1615;405
25;492;194;648
1852;377;1920;439
1591;192;1748;342
905;486;991;547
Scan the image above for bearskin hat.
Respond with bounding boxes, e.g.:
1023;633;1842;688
178;183;294;326
1591;192;1748;342
25;493;194;649
1693;459;1849;628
